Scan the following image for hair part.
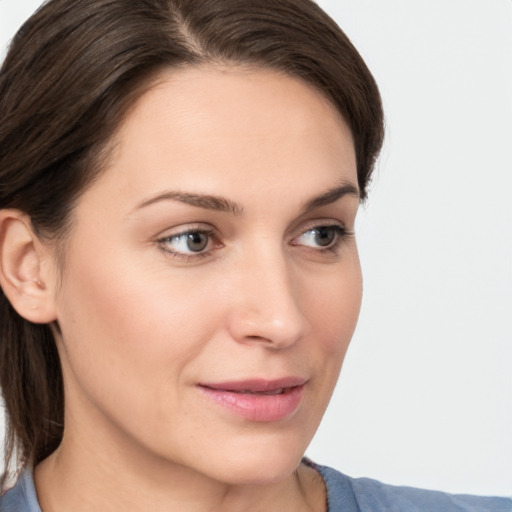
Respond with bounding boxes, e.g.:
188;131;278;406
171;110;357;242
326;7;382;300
0;0;384;484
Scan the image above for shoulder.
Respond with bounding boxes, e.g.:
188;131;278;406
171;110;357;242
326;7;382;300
0;470;41;512
307;461;512;512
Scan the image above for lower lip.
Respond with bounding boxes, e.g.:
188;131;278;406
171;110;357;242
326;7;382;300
199;385;305;422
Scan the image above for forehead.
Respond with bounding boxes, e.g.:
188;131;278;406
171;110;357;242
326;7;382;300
81;65;358;214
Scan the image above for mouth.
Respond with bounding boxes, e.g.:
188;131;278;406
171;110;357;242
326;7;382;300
198;377;307;422
200;377;307;393
236;388;288;395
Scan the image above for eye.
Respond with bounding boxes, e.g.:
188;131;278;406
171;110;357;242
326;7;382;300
158;228;217;258
292;225;348;250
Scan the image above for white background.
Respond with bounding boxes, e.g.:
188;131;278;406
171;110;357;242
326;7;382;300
1;0;511;497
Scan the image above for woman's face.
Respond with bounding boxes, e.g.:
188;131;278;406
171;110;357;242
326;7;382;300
49;66;362;485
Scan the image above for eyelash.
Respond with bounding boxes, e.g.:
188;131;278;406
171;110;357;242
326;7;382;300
157;223;353;262
157;228;219;261
291;224;352;254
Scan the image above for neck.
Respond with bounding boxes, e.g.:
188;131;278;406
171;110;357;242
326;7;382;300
34;434;326;512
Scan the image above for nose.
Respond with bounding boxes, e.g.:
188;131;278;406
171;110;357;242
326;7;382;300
226;247;309;349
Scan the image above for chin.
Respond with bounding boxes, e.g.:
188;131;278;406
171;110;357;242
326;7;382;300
192;431;311;486
211;455;303;487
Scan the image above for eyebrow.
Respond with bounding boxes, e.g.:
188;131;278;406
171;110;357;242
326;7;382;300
132;181;359;216
302;182;360;213
134;191;244;215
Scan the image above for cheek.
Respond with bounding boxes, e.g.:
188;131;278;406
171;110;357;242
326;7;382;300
53;252;227;445
56;256;219;371
307;260;362;350
303;256;363;399
54;247;243;434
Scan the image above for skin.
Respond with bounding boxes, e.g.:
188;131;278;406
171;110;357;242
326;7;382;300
30;66;362;511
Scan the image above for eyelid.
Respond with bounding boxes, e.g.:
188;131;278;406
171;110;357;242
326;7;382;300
154;218;354;262
155;222;216;239
290;219;350;240
156;223;222;260
290;220;354;253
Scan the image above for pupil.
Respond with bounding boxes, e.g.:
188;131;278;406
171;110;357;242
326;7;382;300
315;227;335;247
186;232;208;252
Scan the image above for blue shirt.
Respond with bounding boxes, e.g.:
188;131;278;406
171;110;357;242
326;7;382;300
313;463;511;512
1;463;510;511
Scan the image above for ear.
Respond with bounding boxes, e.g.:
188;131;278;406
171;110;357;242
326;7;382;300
0;210;58;324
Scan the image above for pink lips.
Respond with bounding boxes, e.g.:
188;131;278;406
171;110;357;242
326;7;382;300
198;377;307;422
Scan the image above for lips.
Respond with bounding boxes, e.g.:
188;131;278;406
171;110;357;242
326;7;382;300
198;377;307;422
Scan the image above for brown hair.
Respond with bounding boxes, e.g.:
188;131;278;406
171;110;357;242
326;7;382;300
0;0;384;482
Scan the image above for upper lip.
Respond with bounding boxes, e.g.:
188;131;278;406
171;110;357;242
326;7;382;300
199;377;308;393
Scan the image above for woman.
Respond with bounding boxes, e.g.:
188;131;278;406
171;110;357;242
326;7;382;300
0;1;509;511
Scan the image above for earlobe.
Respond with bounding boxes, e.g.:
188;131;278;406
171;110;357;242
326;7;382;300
0;210;58;324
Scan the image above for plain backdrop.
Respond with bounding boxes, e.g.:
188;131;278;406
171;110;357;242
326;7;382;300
1;0;511;497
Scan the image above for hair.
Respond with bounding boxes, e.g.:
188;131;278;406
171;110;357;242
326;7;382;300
0;0;384;484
